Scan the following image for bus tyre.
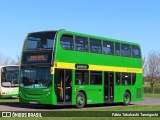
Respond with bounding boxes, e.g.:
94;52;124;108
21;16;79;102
76;92;86;109
123;91;131;106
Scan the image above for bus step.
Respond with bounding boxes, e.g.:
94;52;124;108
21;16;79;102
105;96;113;98
104;100;113;103
57;102;72;105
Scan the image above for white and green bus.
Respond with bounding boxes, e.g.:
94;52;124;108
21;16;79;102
0;65;19;98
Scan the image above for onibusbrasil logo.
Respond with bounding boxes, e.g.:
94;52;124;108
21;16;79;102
1;112;42;117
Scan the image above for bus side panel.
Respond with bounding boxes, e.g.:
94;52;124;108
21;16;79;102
134;73;143;101
73;85;104;105
71;71;104;105
114;85;123;103
114;73;143;103
87;86;104;104
55;31;143;105
0;87;19;98
127;73;143;102
114;86;133;103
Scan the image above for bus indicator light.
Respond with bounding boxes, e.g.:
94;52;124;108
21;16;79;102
1;92;5;94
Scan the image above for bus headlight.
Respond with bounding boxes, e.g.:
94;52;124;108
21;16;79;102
1;92;6;94
1;92;10;94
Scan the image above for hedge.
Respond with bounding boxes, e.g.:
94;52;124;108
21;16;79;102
144;87;160;94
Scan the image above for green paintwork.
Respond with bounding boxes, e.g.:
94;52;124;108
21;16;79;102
0;94;19;98
19;29;143;106
0;89;19;99
55;30;142;68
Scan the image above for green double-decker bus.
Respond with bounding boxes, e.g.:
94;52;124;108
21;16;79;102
19;29;142;108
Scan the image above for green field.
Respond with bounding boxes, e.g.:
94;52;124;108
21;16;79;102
0;98;19;103
1;104;160;120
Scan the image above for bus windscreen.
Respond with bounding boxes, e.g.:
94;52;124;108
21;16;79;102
20;67;52;88
1;66;19;87
24;31;56;50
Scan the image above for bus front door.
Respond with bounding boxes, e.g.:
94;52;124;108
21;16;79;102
54;69;72;104
104;72;114;103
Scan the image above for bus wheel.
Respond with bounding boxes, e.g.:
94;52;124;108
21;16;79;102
76;92;86;108
123;91;131;106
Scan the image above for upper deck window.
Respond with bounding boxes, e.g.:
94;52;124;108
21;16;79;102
103;41;114;55
60;35;74;50
132;46;141;58
24;32;56;50
115;43;120;56
75;36;88;52
90;39;102;54
121;44;131;57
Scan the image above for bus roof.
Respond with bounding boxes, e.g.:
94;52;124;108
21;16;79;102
58;29;141;47
27;29;141;47
0;65;19;69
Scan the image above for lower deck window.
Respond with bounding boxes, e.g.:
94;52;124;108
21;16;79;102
116;72;121;85
90;71;102;85
122;73;131;85
75;70;89;85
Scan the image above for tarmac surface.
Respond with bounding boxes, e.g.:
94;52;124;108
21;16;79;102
0;97;160;111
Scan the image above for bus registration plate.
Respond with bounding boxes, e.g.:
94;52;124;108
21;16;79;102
12;96;18;98
29;101;38;104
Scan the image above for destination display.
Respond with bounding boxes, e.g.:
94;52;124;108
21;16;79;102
28;55;47;61
5;67;19;71
22;52;52;64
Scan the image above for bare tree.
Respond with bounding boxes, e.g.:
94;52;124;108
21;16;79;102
142;57;147;76
142;56;147;86
145;51;160;93
16;55;20;65
0;52;19;65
